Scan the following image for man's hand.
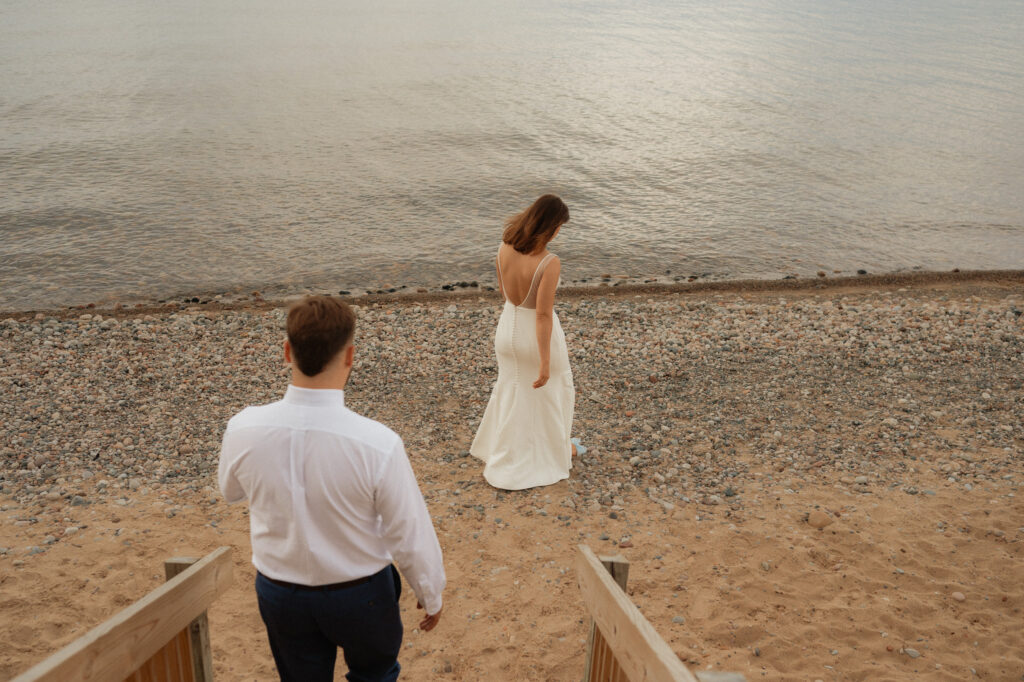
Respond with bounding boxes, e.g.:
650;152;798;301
416;601;442;631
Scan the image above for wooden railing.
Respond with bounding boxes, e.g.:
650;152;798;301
577;545;746;682
13;546;233;682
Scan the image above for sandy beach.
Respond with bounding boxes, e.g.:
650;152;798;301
1;274;1022;681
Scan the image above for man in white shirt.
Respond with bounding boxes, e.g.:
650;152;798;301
219;296;445;682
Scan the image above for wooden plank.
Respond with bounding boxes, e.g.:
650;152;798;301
598;555;629;591
593;632;604;682
576;545;698;682
164;558;210;682
174;628;194;681
583;554;631;682
164;558;201;579
122;563;206;682
13;546;232;682
159;629;190;682
583;555;629;682
584;616;597;681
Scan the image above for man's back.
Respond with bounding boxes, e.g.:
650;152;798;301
220;385;444;613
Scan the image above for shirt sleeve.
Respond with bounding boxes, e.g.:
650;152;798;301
218;426;247;504
375;439;446;614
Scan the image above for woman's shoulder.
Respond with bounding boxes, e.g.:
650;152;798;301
538;251;560;279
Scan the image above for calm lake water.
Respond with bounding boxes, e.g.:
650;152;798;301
2;0;1023;310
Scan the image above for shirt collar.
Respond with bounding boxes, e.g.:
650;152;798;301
283;385;346;408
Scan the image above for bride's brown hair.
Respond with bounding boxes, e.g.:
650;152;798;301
502;194;570;254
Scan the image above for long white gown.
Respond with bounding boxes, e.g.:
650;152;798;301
470;252;575;490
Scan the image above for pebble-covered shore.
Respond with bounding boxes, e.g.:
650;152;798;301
1;279;1021;544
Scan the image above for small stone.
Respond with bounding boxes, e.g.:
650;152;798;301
904;648;921;658
807;511;833;529
952;591;965;601
64;526;79;535
672;616;685;624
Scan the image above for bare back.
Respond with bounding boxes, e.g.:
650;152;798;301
496;243;557;309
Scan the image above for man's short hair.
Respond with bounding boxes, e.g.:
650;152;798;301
286;296;356;377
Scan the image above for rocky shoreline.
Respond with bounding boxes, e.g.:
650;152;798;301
2;276;1020;541
4;268;1022;320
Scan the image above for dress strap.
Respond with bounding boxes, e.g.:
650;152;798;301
522;252;555;308
495;252;505;298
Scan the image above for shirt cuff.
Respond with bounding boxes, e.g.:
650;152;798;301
419;593;443;616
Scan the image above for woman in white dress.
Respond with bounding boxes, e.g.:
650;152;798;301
470;195;584;490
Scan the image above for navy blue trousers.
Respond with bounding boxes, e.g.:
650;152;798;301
255;565;403;682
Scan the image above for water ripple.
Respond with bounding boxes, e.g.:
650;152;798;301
1;0;1022;310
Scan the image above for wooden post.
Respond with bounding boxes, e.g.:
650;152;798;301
576;545;748;682
576;546;697;682
165;558;214;682
582;554;629;682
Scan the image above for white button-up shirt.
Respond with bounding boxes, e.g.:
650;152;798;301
218;385;445;614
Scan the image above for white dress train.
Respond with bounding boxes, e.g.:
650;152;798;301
470;252;575;490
